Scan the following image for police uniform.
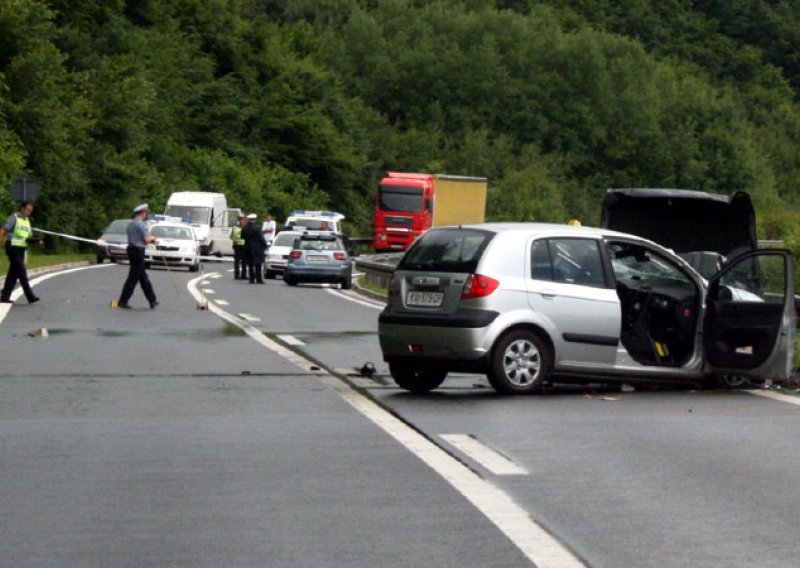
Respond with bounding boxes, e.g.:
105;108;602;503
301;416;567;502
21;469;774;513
0;205;39;304
118;203;158;309
231;216;248;280
241;213;266;284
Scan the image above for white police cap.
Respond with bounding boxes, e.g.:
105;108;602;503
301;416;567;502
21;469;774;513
133;203;149;213
246;213;257;219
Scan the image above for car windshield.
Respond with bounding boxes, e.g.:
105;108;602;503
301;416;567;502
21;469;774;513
379;186;423;213
273;233;299;247
151;226;193;240
296;237;344;252
103;220;131;234
164;206;211;224
399;228;493;273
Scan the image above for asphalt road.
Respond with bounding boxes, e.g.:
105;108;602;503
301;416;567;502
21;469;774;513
2;261;800;567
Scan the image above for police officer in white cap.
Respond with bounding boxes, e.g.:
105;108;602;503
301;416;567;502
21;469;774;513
117;203;158;309
241;213;266;284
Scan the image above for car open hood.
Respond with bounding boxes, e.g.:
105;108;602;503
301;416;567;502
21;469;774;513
600;188;756;258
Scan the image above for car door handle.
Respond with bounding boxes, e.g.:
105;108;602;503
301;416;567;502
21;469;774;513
539;289;557;298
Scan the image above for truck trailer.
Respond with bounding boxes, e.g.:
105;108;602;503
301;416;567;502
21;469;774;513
372;172;488;252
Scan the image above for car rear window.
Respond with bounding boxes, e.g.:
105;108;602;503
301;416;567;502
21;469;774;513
273;233;299;247
296;237;344;251
104;220;131;234
398;228;493;273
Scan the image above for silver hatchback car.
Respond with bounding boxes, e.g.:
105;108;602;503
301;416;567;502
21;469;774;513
378;223;796;394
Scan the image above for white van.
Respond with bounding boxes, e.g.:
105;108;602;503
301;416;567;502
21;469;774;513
285;210;345;233
164;192;241;256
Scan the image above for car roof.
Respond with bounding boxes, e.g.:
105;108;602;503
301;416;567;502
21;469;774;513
150;222;194;231
445;222;634;240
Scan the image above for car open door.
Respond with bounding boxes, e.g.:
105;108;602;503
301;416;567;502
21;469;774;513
703;250;796;381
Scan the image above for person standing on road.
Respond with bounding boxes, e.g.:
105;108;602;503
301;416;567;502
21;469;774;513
117;203;158;309
0;201;41;304
242;213;266;284
262;214;276;247
231;213;248;280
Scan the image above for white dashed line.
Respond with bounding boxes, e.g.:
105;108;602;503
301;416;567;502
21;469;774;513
237;313;261;322
440;434;529;476
214;299;229;306
277;334;305;346
748;390;800;406
186;274;585;568
202;288;215;294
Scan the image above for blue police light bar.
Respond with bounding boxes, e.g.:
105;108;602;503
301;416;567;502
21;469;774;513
291;209;339;217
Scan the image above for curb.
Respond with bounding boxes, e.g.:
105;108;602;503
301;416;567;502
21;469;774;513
353;278;387;303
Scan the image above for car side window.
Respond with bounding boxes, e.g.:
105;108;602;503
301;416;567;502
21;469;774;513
607;242;691;284
531;238;605;287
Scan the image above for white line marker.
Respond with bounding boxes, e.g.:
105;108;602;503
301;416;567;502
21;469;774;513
277;334;305;346
441;434;529;476
324;287;384;310
227;269;234;273
209;274;222;279
238;313;261;322
214;299;229;306
0;264;114;327
748;390;800;406
186;275;584;568
202;288;215;294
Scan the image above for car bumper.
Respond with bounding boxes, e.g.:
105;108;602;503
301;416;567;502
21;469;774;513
145;252;198;267
285;264;350;282
265;259;288;272
378;308;499;363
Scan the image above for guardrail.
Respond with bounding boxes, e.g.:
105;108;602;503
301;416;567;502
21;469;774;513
354;252;401;291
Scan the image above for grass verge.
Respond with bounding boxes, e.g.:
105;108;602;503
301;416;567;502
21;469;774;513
0;250;94;274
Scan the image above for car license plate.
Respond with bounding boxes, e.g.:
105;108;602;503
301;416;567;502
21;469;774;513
406;291;444;307
307;254;327;262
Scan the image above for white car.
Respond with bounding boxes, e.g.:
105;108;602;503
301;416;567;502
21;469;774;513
145;223;201;272
264;230;304;279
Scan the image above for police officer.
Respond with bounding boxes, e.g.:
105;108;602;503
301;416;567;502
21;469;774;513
0;201;40;304
231;213;248;280
117;203;158;309
241;213;266;284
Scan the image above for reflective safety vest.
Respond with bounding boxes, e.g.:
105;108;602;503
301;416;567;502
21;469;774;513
10;215;31;248
231;225;244;246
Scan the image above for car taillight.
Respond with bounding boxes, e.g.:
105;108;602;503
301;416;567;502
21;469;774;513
333;252;347;261
461;274;499;299
289;250;302;259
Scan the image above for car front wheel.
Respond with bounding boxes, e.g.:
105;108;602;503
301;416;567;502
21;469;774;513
488;330;551;395
389;363;447;393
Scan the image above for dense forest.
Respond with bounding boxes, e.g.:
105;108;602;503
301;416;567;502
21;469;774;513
1;0;799;249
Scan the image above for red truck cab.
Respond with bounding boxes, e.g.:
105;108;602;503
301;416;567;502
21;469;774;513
372;172;433;252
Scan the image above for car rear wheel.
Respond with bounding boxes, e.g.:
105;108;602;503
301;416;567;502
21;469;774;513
389;363;447;393
488;330;551;395
285;276;298;286
264;269;276;280
341;275;352;290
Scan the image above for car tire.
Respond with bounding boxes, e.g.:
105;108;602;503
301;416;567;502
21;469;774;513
265;269;276;280
189;263;199;272
706;374;761;390
487;329;552;395
96;255;104;264
389;363;447;393
341;274;352;290
285;276;298;286
144;262;151;269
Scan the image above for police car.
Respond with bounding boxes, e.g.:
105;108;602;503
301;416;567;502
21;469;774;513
145;222;201;271
285;210;345;233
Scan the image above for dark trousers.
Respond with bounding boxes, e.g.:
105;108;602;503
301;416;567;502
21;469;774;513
119;246;156;305
246;250;264;283
233;245;248;279
1;244;35;301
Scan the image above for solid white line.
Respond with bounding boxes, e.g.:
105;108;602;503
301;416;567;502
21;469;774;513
0;264;114;327
748;390;800;406
214;299;229;306
186;276;584;568
324;287;384;310
277;334;305;346
440;434;529;476
237;313;261;322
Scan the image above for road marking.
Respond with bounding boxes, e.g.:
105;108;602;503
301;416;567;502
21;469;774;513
237;313;261;322
0;264;114;327
214;299;229;306
202;288;215;294
209;273;222;279
277;334;305;346
186;274;585;568
324;287;384;310
748;390;800;406
227;269;234;273
440;434;529;476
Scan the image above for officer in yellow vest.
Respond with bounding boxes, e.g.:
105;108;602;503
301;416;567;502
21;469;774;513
0;201;40;304
230;213;248;280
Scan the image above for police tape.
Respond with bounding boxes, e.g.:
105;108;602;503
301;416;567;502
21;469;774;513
33;227;234;262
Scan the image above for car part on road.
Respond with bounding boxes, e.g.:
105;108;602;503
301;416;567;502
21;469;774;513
389;363;447;393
